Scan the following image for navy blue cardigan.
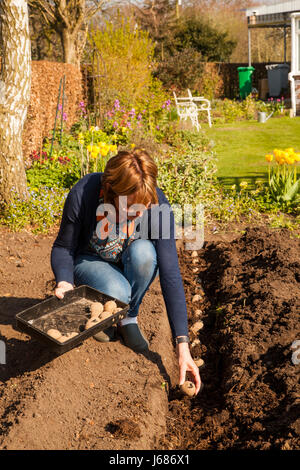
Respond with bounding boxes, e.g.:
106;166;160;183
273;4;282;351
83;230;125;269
50;173;189;338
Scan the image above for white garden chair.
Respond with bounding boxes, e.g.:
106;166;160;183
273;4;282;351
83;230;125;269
173;91;200;131
187;89;212;127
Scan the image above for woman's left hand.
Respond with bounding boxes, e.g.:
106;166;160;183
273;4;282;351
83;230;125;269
176;342;202;395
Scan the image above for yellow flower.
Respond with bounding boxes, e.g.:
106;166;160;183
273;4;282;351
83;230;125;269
91;152;98;159
285;156;295;165
100;148;109;157
265;154;273;162
240;181;248;190
99;141;107;148
121;127;127;133
285;148;294;154
109;144;117;152
279;159;285;165
87;144;93;153
89;126;95;132
281;152;289;160
231;184;236;191
131;143;136;149
294;153;300;162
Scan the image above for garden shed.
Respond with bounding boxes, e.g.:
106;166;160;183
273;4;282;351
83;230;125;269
246;0;300;116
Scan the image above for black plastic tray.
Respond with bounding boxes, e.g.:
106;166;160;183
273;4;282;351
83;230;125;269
15;285;129;354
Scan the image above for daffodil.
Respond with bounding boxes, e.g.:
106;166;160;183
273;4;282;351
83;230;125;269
265;154;273;162
100;148;109;157
87;144;93;153
109;144;117;152
240;181;248;190
78;132;84;145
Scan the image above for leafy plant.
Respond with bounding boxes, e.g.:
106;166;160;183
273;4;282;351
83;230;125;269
265;148;300;209
1;187;68;233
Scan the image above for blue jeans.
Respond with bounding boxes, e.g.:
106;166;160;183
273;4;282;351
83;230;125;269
74;239;159;318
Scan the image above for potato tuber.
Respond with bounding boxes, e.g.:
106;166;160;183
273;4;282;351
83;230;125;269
66;332;78;339
194;358;204;368
113;307;123;313
180;381;196;397
85;317;101;330
104;300;117;312
47;329;62;340
57;336;68;343
101;310;112;321
90;302;103;318
191;321;204;335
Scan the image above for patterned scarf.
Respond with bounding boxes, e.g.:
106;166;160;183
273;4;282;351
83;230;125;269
88;189;136;263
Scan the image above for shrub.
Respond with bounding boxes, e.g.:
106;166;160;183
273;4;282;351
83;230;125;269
154;47;204;91
88;19;155;112
166;17;236;62
155;131;218;225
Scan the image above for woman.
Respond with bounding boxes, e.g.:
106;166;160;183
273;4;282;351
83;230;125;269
51;149;201;394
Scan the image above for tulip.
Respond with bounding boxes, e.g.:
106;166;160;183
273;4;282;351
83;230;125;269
294;153;300;162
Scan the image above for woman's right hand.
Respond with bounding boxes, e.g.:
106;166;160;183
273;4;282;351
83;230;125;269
55;281;74;299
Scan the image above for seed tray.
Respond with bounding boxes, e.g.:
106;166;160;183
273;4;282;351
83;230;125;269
15;285;129;354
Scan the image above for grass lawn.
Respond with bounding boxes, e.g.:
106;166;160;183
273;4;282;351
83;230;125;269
203;116;300;188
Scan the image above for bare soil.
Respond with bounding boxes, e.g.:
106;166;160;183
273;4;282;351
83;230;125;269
0;227;177;450
0;224;299;450
159;226;300;450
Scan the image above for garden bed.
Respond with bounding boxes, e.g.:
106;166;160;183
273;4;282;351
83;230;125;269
160;226;300;450
0;225;299;449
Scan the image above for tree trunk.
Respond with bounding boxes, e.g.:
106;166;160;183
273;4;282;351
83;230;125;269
60;26;87;68
0;0;31;204
60;28;77;66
